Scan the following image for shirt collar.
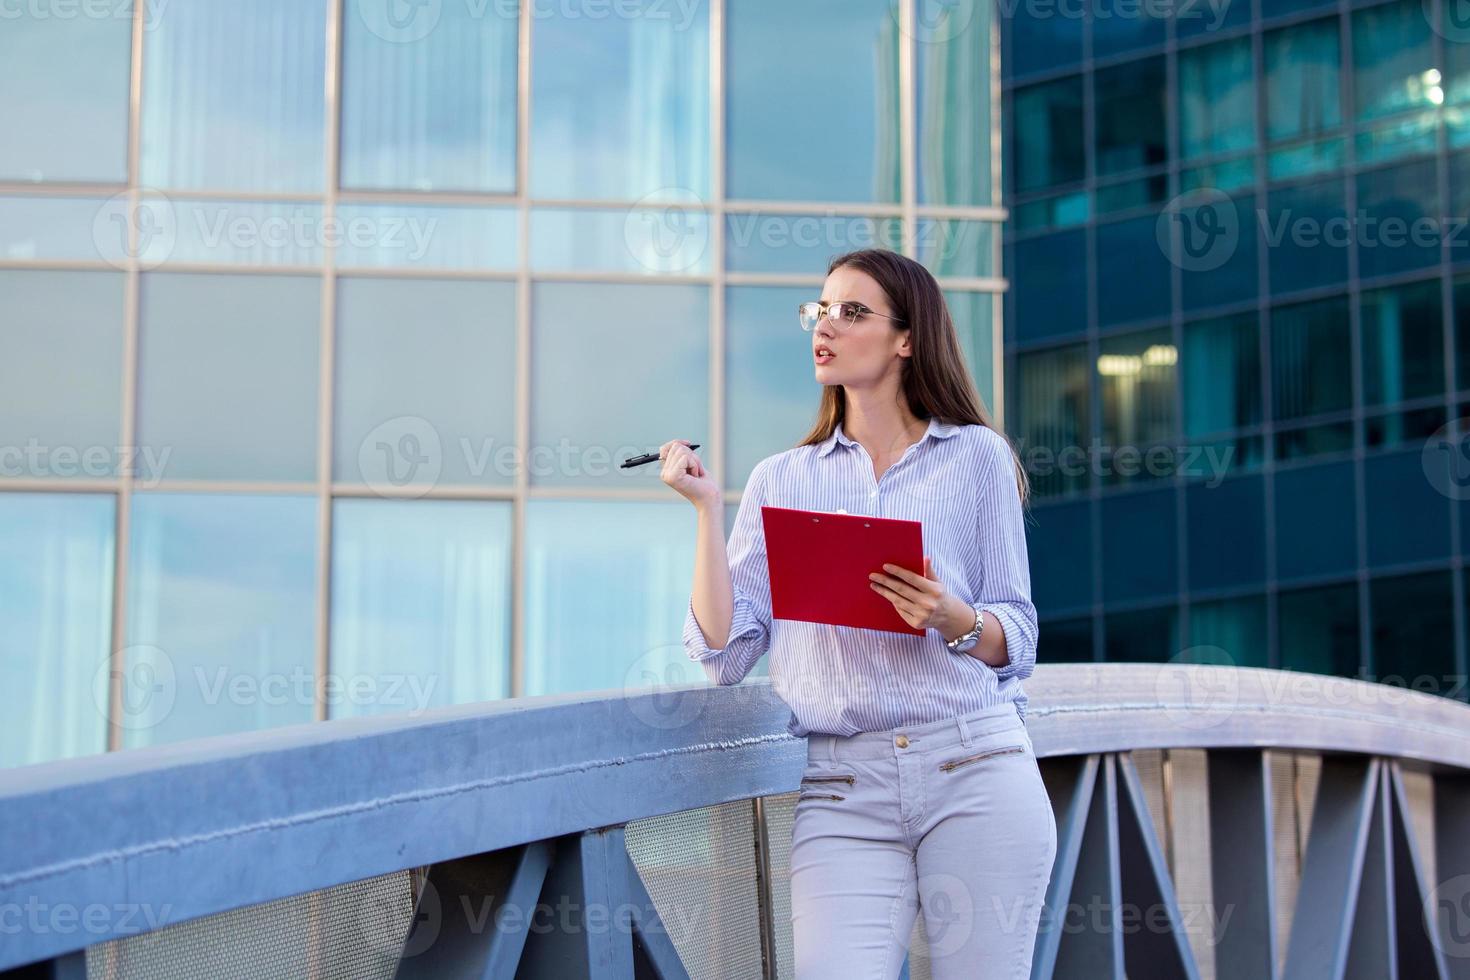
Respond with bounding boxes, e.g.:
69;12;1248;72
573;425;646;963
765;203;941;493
816;416;962;458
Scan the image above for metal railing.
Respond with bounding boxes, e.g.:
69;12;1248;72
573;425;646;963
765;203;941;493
2;663;1467;979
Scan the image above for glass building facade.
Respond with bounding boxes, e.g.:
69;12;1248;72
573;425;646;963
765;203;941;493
0;0;1003;767
1002;0;1469;692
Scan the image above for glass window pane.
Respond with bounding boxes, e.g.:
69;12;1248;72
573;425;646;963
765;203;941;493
724;213;902;274
330;499;512;718
1179;38;1256;159
0;197;118;264
1104;605;1179;662
725;287;822;490
163;200;325;267
341;3;517;192
1011;77;1085;193
123;493;317;748
1359;278;1445;407
1039;617;1094;662
1265;18;1341;143
1;271;124;481
1457;274;1470;391
1095;174;1169;215
138;274;320;482
1181;194;1259;312
1091;1;1165;58
531;206;712;275
1279;581;1360;677
1101;488;1178;603
1027;499;1093;613
727;0;898;202
1015;344;1091;497
1370;571;1455;694
1187;476;1267;589
1270;294;1351;421
523;500;702;697
917;0;992;206
1355;158;1440;278
533;1;708;200
1097;214;1170;325
1183;312;1261;437
1274;419;1354;459
1095;57;1167;177
1006;0;1082;78
916;220;996;278
1267;136;1347;180
1098;326;1177;486
946;291;997;412
1352;0;1436;123
1266;177;1350;295
0;13;129;182
1364;449;1452;566
1262;0;1333;22
0;493;114;768
1364;404;1444;448
1012;230;1087;341
142;0;325;191
333;204;519;270
334;278;517;490
1274;459;1357;580
531;283;709;488
1188;595;1267;667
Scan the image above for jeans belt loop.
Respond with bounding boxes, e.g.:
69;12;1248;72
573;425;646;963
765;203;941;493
957;714;973;747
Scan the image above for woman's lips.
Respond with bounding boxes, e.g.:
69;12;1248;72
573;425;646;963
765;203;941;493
814;347;835;365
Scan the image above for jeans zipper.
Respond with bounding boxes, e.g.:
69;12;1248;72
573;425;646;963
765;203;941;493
798;792;846;801
938;744;1025;772
799;774;856;787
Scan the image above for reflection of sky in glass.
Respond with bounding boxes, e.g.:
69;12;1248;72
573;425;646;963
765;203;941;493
334;205;518;269
334;278;517;488
524;500;711;696
532;2;710;199
342;3;517;192
0;198;116;263
531;208;712;275
724;214;901;273
331;499;512;718
141;0;325;191
946;290;996;412
531;282;709;488
0;493;114;768
124;493;317;749
0;15;129;182
727;0;899;202
725;287;821;490
1;271;123;481
138;274;320;482
916;0;992;206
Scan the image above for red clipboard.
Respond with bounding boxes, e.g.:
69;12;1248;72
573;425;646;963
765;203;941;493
761;505;926;636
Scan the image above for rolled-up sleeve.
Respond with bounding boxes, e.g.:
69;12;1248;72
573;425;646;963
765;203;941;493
682;457;774;686
974;430;1039;682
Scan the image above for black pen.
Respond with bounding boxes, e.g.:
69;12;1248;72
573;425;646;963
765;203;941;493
621;444;700;468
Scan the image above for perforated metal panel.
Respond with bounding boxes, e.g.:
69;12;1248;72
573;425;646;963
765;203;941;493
763;792;798;979
1164;749;1214;980
83;869;415;980
625;799;766;980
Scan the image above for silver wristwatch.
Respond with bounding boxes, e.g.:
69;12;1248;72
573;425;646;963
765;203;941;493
946;603;984;653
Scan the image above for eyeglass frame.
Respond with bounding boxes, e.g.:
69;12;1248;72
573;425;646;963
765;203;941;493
798;300;905;331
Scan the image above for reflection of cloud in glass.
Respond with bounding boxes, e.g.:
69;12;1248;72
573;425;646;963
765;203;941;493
727;287;820;490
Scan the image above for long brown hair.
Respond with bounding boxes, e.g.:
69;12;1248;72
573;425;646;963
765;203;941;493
796;248;1031;506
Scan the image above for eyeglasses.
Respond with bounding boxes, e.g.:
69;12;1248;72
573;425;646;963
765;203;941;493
798;300;905;332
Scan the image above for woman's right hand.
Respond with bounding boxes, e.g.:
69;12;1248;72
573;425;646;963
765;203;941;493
659;439;721;510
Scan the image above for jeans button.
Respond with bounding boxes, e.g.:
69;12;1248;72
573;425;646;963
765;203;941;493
895;734;909;748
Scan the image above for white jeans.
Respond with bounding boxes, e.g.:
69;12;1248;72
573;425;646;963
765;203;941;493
790;702;1058;980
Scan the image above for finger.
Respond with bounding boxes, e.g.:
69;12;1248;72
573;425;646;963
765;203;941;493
870;579;916;612
881;562;930;587
870;572;920;603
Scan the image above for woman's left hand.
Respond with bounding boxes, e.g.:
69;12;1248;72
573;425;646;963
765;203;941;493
869;556;964;633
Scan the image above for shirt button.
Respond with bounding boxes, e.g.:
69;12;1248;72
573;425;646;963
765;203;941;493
895;734;909;748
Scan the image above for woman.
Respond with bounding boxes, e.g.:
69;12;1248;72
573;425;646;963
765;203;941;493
659;247;1056;979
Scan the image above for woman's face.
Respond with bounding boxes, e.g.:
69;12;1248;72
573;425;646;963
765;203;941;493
811;266;910;386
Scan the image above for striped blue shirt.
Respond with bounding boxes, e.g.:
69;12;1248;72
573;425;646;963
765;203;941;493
682;417;1039;738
